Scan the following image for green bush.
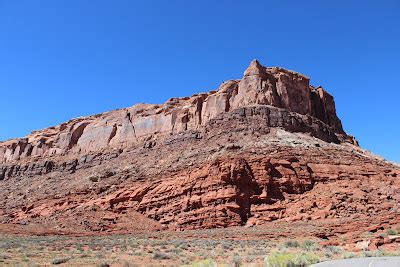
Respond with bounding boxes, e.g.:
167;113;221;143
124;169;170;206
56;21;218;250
342;252;356;259
362;250;384;258
325;246;342;255
190;258;217;267
293;252;320;266
301;240;319;251
386;229;397;236
264;251;320;267
232;253;242;267
284;240;300;248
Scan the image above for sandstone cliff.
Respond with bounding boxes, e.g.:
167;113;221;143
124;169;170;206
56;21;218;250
0;60;398;250
0;60;352;165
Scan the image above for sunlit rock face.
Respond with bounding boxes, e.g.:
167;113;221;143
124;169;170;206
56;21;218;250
0;60;398;241
0;60;347;163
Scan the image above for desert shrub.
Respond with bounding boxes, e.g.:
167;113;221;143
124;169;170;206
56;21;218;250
221;241;233;250
102;169;116;178
251;248;269;256
51;257;70;265
381;250;400;257
284;240;300;248
120;261;137;267
324;246;342;255
153;251;170;260
232;253;242;267
89;175;99;182
90;205;98;211
179;243;189;250
0;253;10;260
244;254;261;262
165;247;180;254
190;259;217;267
386;229;397;235
130;249;142;256
80;253;91;258
76;243;84;252
292;252;320;266
362;250;384;258
301;240;319;251
342;252;356;259
264;251;295;267
98;263;110;267
264;251;319;267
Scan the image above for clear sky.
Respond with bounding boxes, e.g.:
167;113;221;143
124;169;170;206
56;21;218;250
0;1;399;162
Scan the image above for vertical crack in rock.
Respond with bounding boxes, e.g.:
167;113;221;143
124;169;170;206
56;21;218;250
171;111;177;133
108;124;118;144
0;168;5;180
220;158;256;225
225;94;231;112
182;111;189;131
68;123;89;149
196;96;204;126
126;112;138;140
126;112;132;124
25;145;33;157
16;140;28;157
233;159;255;224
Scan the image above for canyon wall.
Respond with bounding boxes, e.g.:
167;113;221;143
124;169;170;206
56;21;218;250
0;60;348;164
1;60;398;243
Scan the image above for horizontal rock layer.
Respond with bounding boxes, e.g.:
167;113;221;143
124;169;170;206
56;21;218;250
91;154;399;231
0;60;349;164
1;119;398;233
0;105;350;181
1;59;397;241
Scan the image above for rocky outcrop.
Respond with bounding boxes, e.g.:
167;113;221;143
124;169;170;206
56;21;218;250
0;59;398;241
2;135;398;233
89;156;316;230
0;60;350;164
89;154;398;231
0;105;346;181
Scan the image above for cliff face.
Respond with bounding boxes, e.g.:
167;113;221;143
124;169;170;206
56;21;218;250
0;60;349;164
0;60;398;248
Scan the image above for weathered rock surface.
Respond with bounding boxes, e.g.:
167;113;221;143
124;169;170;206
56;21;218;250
0;60;398;249
0;60;351;164
0;105;350;181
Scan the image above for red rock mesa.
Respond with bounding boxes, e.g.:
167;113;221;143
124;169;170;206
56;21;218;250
0;60;398;248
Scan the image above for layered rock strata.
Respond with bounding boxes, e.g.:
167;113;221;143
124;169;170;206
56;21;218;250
0;60;351;164
0;60;398;244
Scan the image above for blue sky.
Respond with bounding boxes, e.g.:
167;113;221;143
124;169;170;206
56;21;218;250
0;1;399;162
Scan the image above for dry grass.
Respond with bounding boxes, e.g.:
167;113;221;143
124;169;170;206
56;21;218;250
0;227;399;266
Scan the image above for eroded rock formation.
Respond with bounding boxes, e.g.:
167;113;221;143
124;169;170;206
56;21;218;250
0;60;351;164
0;60;398;248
